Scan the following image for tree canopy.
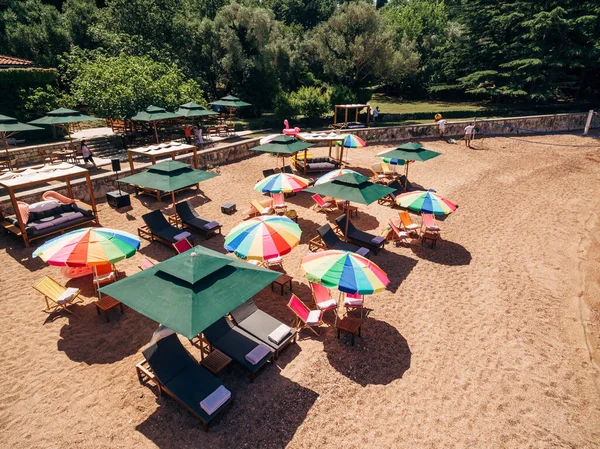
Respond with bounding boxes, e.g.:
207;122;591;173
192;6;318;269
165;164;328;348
0;0;598;119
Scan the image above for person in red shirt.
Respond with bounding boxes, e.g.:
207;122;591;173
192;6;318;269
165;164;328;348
184;124;192;144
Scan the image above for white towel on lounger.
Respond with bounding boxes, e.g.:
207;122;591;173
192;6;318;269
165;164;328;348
57;287;79;304
245;344;271;365
268;324;291;344
200;385;231;415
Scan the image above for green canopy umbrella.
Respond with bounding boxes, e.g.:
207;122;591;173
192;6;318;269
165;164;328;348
305;172;394;237
28;108;98;150
129;105;183;143
249;135;314;169
176;102;219;119
99;245;281;339
377;142;441;188
209;95;252;122
119;160;218;207
0;114;43;169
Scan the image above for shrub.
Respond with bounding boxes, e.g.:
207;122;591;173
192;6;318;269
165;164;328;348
289;86;330;120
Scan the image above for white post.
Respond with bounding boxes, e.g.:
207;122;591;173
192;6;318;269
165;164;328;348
584;110;594;135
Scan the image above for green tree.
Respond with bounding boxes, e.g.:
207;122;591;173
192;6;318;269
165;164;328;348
61;0;101;49
0;0;71;67
68;53;204;118
289;86;330;120
310;2;418;92
261;0;337;30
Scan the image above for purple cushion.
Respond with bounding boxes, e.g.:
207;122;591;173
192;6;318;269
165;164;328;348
371;236;385;246
203;221;220;230
31;221;55;231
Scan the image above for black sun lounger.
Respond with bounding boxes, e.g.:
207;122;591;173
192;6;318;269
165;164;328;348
140;210;184;246
335;215;385;254
378;180;406;206
141;333;233;431
203;317;274;382
230;299;297;358
317;224;368;253
175;201;222;240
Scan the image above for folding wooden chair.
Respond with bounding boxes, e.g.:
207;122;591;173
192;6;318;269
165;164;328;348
93;263;116;292
32;276;83;314
398;211;420;236
287;294;323;336
310;282;338;315
311;194;336;212
173;238;193;254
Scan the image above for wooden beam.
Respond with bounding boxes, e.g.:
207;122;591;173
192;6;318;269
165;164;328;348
85;171;99;223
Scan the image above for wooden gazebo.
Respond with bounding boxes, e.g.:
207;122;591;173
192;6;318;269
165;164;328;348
0;164;98;247
332;104;371;130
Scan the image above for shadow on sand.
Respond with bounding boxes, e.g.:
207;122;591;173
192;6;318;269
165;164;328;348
410;239;472;266
323;315;411;386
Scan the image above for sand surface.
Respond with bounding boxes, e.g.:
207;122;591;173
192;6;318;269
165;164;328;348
1;134;600;448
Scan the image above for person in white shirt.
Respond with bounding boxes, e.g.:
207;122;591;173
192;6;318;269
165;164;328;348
80;141;97;168
438;118;447;137
464;123;475;148
373;106;379;123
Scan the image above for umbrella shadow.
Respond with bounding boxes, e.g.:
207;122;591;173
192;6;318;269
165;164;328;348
410;239;472;266
330;210;381;232
0;236;47;272
135;366;319;449
56;302;156;365
324;315;411;386
373;252;418;293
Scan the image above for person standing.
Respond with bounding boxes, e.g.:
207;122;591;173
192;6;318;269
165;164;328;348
194;126;204;148
464;122;475;148
373;106;379;124
80;140;97;168
438;117;447;138
184;124;192;144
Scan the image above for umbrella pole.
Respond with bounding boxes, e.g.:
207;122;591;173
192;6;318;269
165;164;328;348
1;132;11;170
153;122;159;144
172;191;176;209
404;162;410;189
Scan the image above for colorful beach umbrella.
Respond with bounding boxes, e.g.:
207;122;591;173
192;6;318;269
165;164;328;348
315;168;360;185
300;250;389;295
395;190;457;215
225;216;302;262
337;134;366;149
254;173;310;193
33;227;141;267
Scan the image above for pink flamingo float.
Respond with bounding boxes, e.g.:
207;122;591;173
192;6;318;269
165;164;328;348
282;119;300;136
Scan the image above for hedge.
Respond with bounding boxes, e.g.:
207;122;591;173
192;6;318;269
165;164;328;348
0;68;58;87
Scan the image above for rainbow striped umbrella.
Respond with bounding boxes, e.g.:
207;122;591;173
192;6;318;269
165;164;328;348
300;250;389;295
337;134;366;148
315;168;360;185
32;227;141;267
254;173;310;193
395;190;457;215
225;216;301;261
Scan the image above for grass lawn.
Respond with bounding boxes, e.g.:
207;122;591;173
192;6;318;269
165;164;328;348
371;94;486;115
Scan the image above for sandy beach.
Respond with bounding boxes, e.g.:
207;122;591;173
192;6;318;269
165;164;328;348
1;133;599;448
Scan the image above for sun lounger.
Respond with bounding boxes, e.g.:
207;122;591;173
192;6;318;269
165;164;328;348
32;276;83;314
311;194;336;212
175;201;222;240
388;219;411;246
308;223;370;256
139;210;184;247
262;168;276;178
202;317;274;382
230;299;297;357
141;333;233;431
377;180;406;206
271;192;287;212
335;215;386;254
398;211;420;236
245;199;273;219
282;166;294;174
287;294;323;336
310;282;338;315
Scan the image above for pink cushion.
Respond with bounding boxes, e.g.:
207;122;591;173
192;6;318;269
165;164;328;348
16;201;29;224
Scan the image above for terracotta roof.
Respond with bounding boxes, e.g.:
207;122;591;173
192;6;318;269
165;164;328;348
0;55;34;67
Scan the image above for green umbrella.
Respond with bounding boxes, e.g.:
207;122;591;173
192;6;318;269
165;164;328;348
305;172;394;237
99;245;281;339
119;160;218;207
28;108;99;150
377;142;441;188
249;135;314;169
129;105;183;143
209;95;252;122
0;114;43;169
176;102;219;118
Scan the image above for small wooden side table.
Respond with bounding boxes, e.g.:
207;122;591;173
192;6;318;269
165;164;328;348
201;349;232;375
95;295;124;322
421;232;439;248
271;274;293;296
336;317;362;345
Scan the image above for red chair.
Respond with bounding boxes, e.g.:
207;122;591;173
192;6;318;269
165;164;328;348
311;194;336;212
344;291;364;318
271;192;287;212
173;238;193;254
310;282;337;315
287;294;323;336
138;258;156;271
389;219;411;246
93;263;116;292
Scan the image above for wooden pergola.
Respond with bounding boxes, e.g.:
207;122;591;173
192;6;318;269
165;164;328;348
0;164;98;247
332;104;371;129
